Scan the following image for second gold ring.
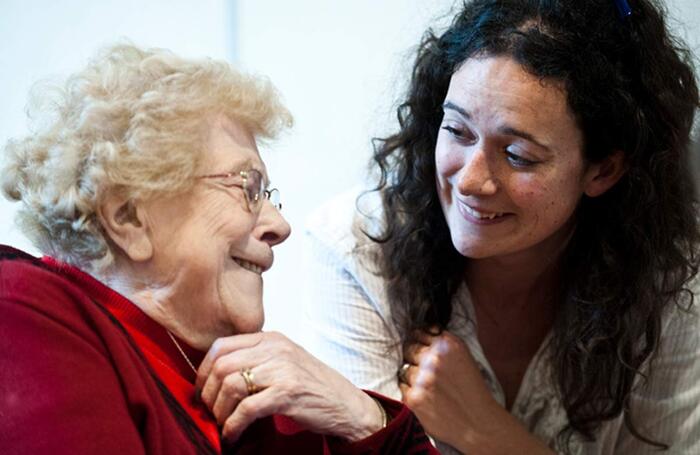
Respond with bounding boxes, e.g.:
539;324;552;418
240;368;259;395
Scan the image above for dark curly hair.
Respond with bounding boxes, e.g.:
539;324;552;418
365;0;699;450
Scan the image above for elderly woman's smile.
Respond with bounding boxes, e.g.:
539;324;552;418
233;258;265;274
107;114;290;349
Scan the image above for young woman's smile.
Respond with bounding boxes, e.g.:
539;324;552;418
436;55;600;263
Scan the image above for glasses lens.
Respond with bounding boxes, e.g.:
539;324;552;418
267;188;281;210
244;170;264;210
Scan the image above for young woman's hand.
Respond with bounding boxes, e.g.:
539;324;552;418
400;330;554;454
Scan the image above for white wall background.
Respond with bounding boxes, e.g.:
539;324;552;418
1;1;699;343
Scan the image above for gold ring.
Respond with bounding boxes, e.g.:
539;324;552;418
398;363;411;384
240;368;258;395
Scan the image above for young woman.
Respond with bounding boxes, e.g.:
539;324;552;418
303;0;700;453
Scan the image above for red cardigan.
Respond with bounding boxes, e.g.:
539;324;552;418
0;245;437;454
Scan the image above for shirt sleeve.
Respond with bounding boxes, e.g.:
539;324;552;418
324;391;439;454
613;304;700;454
301;224;403;401
228;391;438;454
0;267;146;454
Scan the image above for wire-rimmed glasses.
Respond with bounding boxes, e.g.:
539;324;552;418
198;169;281;212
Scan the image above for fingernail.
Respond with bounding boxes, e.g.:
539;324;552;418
223;432;239;445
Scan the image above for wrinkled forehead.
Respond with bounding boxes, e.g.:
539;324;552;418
201;114;268;177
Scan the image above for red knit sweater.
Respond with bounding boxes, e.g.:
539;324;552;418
0;245;437;454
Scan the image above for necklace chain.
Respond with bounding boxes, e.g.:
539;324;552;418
166;330;198;375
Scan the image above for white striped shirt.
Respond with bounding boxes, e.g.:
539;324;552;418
301;188;700;454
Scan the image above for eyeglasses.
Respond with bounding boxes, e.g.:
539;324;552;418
198;169;281;213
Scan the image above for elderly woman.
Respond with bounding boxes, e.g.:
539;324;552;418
0;44;436;454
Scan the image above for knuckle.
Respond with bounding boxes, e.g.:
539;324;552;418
211;338;226;355
237;398;256;418
424;352;440;368
431;353;444;370
267;331;284;342
277;378;295;396
406;387;426;407
200;390;214;408
212;361;228;378
277;341;296;357
221;374;238;392
279;343;292;357
222;417;238;436
422;369;437;387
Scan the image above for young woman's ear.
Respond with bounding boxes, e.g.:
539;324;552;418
97;195;153;262
583;150;626;197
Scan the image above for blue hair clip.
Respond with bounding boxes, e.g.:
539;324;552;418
614;0;632;20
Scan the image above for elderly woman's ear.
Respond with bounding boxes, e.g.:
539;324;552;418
98;194;154;262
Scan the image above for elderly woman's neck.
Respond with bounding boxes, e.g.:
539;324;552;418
104;271;176;322
101;270;215;351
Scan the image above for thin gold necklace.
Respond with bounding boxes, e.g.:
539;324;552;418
166;330;197;375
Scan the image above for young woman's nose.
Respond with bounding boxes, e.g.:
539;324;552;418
455;147;499;196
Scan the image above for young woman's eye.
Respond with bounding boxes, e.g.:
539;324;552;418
441;125;475;142
505;150;537;168
442;125;461;136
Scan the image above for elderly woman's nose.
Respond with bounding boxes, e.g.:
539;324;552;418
257;201;291;246
455;147;498;196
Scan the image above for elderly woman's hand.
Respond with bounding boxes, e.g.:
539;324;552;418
401;330;554;454
196;331;385;443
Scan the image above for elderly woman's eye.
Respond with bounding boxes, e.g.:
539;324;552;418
220;175;240;187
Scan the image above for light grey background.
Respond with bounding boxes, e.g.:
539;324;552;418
1;1;698;342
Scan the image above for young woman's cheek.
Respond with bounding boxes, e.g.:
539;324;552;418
512;174;582;236
435;141;466;181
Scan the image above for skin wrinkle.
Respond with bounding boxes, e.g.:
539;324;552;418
2;44;293;274
142;195;234;334
109;114;289;350
5;44;408;448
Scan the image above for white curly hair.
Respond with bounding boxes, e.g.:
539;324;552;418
1;43;292;273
